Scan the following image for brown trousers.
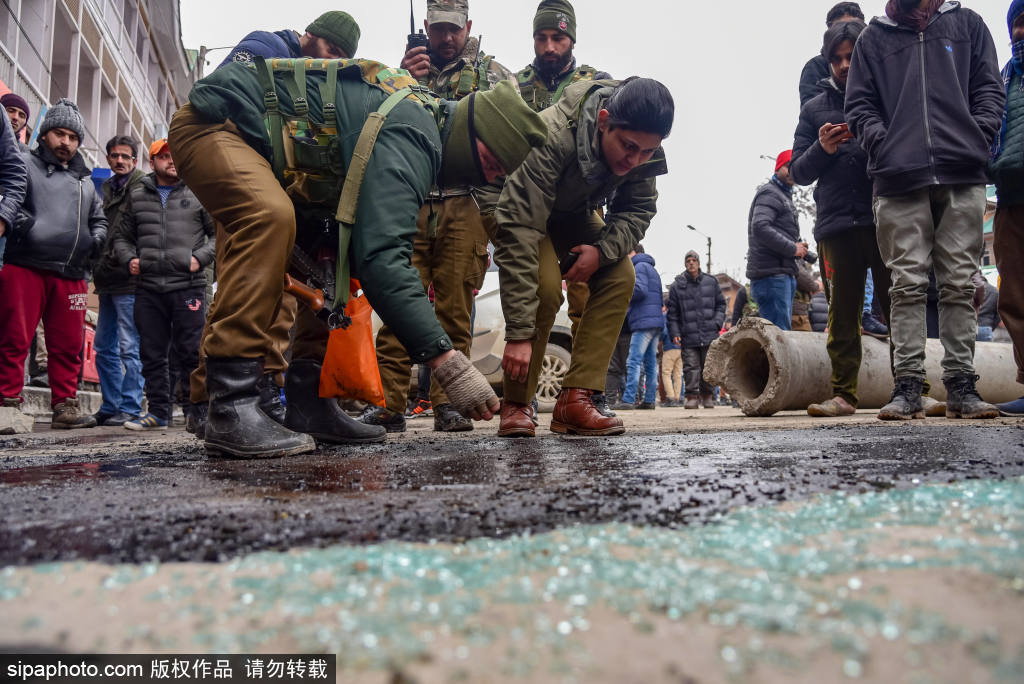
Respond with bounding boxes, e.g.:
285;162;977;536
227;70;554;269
375;195;490;412
994;204;1024;385
169;105;327;402
502;212;635;405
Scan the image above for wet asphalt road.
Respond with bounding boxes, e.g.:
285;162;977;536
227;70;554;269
1;424;1022;566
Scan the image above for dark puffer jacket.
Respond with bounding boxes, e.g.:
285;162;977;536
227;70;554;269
113;174;215;292
0;106;26;232
93;169;146;295
626;253;664;331
7;145;106;280
746;178;799;280
791;78;875;243
810;291;829;331
845;2;1004;197
799;54;829;106
666;270;726;348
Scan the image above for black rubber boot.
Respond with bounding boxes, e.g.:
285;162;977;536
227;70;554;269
185;402;208;439
284;360;387;444
205;357;315;458
944;373;998;419
878;375;925;420
258;373;287;425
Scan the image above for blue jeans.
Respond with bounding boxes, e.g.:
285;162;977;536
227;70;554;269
94;293;144;416
863;268;874;315
622;327;660;404
976;325;993;342
751;275;796;330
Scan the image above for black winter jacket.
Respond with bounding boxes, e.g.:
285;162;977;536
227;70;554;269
746;178;799;280
845;2;1005;197
0;106;26;231
114;175;215;292
799;54;829;107
7;145;107;280
810;291;828;332
791;78;875;242
666;270;725;349
93;169;146;295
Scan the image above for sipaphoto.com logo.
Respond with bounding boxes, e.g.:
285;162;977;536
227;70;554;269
7;658;143;681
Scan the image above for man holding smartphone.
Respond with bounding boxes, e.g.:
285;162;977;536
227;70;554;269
792;20;893;416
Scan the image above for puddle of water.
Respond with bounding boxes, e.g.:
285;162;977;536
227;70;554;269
0;460;146;485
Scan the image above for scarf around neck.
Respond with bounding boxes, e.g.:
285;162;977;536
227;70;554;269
885;0;945;32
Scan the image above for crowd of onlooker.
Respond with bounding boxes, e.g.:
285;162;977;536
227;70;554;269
1;0;1022;444
0;93;214;430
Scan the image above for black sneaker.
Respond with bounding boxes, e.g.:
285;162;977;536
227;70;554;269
29;372;50;388
861;314;889;339
359;405;406;433
944;374;998;419
433;403;472;432
878;376;925;420
592;391;616;417
102;412;135;427
405;398;433;418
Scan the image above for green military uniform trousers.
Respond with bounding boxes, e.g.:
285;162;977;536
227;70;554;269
375;194;491;412
169;105;330;399
502;210;635;405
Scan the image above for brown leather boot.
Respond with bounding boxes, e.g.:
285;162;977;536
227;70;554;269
550;388;625;436
498;400;535;438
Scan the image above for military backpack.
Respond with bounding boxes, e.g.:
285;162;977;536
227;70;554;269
253;57;444;304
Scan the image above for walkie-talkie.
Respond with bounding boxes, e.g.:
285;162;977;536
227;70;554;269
407;0;429;52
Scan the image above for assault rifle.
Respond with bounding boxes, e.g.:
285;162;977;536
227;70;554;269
285;241;351;331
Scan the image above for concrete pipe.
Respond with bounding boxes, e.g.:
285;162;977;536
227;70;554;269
704;317;1020;417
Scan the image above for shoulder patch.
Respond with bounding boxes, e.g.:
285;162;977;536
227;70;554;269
231;50;254;66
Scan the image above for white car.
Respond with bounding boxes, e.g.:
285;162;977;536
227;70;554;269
470;264;574;412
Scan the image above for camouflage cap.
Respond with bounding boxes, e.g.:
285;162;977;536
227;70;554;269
427;0;467;28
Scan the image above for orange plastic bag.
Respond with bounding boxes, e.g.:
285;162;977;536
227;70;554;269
319;279;386;406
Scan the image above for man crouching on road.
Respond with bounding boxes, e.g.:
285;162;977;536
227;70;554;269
169;58;546;458
494;77;673;437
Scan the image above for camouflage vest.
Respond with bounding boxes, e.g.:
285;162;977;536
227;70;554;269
429;54;494;100
254;57;443;303
516;64;597;112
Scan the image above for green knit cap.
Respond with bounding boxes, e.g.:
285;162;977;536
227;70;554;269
442;80;548;186
533;0;576;42
306;11;360;58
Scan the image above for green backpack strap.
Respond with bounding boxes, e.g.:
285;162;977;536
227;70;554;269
254;57;286;182
319;61;340;129
280;59;311;132
332;86;413;304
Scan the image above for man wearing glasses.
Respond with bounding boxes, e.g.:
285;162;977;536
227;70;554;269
91;136;147;426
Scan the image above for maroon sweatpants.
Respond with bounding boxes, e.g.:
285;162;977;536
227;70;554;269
0;264;88;406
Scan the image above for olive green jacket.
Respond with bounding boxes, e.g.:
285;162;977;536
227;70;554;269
186;61;458;363
494;80;667;341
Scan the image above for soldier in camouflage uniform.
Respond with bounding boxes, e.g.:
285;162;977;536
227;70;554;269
515;0;618;416
367;0;518;434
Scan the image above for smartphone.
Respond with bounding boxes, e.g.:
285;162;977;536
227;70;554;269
559;251;580;276
835;122;850;132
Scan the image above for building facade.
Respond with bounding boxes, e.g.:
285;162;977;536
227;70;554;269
0;0;196;166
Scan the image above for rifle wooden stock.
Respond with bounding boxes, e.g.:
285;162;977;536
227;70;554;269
284;274;325;312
